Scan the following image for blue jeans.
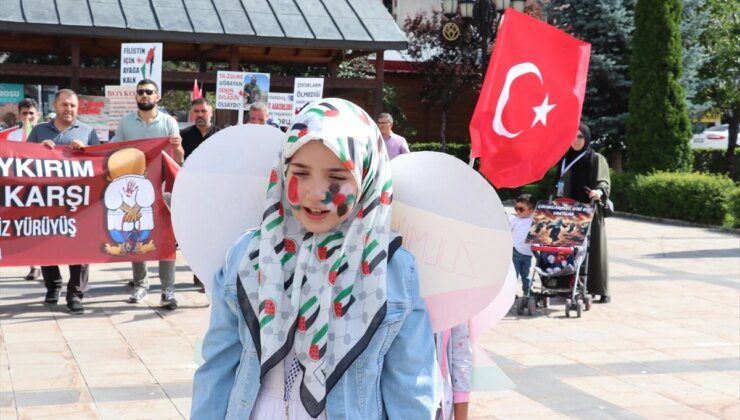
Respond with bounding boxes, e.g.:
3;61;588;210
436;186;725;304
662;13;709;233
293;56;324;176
512;248;533;296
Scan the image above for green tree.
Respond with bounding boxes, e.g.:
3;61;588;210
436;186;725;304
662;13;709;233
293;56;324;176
626;0;692;173
698;0;739;177
337;56;416;137
404;11;481;150
547;0;634;163
681;0;713;119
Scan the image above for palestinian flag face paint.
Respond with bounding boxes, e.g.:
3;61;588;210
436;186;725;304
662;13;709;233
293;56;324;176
319;182;357;218
287;176;301;210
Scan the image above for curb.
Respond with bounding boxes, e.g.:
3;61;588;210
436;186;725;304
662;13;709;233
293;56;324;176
502;200;740;235
612;211;740;235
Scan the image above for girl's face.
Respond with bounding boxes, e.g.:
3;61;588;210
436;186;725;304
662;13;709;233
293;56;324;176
286;141;359;234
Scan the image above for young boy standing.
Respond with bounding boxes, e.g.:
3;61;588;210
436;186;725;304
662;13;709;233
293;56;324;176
509;194;536;296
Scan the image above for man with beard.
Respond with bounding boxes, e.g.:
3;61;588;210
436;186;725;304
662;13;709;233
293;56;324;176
181;98;219;159
179;97;219;293
243;74;262;105
27;89;100;314
112;79;183;309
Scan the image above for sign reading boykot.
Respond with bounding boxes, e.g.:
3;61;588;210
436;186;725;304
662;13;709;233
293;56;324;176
0;139;177;266
470;9;591;188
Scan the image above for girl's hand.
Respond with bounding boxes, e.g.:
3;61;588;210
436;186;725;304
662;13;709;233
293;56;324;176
454;402;469;420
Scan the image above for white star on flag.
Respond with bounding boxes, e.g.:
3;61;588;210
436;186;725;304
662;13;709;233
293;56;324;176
531;95;556;127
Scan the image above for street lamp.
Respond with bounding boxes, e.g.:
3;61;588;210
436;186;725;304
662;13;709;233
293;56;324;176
440;0;528;75
442;0;458;17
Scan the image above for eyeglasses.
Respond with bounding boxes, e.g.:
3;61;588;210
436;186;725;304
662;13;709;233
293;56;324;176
136;89;155;96
515;206;528;212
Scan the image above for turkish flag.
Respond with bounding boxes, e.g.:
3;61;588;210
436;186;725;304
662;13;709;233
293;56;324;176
470;9;591;188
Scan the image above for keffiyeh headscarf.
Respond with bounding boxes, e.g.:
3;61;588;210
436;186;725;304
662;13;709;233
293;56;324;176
237;98;393;417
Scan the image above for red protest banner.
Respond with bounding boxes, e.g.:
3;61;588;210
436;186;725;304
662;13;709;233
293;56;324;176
0;138;177;266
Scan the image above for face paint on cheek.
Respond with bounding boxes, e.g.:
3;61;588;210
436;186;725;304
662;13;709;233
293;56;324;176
287;176;301;210
321;183;340;205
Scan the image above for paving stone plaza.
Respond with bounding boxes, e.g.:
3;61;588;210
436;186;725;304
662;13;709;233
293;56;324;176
1;215;738;419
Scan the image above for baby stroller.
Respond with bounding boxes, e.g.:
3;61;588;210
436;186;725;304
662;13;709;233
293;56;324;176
518;198;595;318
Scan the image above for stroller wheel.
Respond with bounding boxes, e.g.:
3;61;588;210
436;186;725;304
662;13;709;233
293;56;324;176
527;298;537;316
542;297;549;308
576;300;584;318
516;298;526;316
584;295;593;311
565;299;571;318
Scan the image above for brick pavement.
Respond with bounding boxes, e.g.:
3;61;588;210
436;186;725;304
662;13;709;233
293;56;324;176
1;216;738;419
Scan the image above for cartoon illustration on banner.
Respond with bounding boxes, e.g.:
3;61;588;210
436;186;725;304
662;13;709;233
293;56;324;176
103;148;157;256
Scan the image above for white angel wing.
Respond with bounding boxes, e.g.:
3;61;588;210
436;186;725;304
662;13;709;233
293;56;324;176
390;152;513;332
171;124;282;296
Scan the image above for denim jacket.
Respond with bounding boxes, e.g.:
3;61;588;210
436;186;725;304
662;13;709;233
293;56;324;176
191;231;439;419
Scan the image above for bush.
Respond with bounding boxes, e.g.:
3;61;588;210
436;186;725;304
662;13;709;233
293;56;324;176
627;171;735;225
725;188;740;228
409;142;471;164
692;148;740;181
609;171;637;213
409;142;557;201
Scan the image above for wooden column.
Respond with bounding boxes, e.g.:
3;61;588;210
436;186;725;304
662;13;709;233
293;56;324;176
229;46;239;70
229;46;241;125
373;50;384;118
70;41;80;91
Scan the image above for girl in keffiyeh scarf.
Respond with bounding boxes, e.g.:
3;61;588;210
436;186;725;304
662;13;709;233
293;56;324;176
192;98;439;419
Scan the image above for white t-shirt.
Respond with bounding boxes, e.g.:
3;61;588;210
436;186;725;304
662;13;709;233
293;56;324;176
250;350;326;420
509;214;533;256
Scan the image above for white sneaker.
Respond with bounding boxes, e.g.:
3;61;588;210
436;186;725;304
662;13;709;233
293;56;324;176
160;288;178;310
128;287;148;303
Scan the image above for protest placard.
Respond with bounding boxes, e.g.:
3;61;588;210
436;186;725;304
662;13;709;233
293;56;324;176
120;43;163;89
292;78;324;114
268;93;294;127
77;95;110;142
0;139;177;266
215;71;244;111
217;71;270;124
526;199;595;247
105;86;137;133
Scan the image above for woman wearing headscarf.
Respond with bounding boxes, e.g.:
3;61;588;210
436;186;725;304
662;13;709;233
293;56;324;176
555;123;611;303
191;98;439;419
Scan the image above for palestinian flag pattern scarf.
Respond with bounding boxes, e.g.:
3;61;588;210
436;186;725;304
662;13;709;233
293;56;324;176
237;98;393;417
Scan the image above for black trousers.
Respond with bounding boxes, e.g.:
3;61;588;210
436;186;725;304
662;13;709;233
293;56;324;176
42;265;89;302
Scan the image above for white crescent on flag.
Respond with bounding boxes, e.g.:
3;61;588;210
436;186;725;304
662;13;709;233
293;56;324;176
492;62;556;139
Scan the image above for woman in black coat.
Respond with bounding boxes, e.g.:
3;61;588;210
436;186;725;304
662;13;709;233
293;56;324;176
555;123;611;303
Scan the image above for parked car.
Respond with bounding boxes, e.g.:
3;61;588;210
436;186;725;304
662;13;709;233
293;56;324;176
690;124;739;149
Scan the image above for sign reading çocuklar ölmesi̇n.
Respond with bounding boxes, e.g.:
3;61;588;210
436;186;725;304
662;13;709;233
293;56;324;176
292;78;324;115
